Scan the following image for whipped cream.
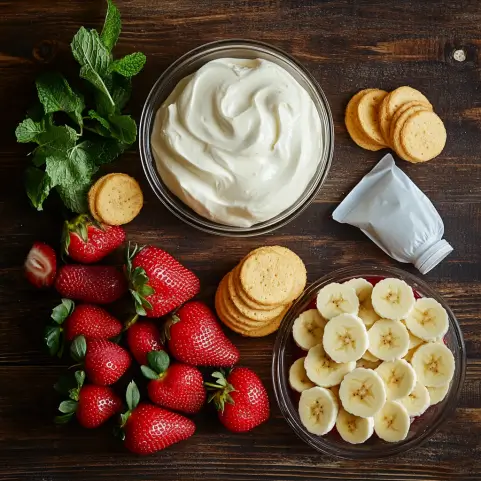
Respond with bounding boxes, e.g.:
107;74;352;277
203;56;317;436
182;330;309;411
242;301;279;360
151;58;323;227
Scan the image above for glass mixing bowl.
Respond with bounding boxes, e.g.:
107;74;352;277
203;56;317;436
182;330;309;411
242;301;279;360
139;39;334;237
272;265;466;459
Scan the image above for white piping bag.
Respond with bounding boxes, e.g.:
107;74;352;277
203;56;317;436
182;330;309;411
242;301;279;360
332;154;453;274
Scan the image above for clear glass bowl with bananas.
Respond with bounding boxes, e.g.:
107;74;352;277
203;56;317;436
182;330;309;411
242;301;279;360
272;265;466;458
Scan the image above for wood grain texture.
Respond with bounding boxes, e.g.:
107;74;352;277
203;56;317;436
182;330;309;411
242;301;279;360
1;0;481;480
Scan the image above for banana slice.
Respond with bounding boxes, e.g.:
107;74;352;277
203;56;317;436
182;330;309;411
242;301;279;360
411;342;455;387
400;381;430;416
375;359;417;401
371;278;415;321
316;283;359;320
358;297;381;327
368;319;410;361
405;298;449;341
427;383;450;405
343;278;373;302
322;314;368;363
299;386;339;435
289;357;315;393
374;400;411;442
293;309;327;351
336;408;374;444
362;350;379;362
339;368;387;418
357;359;381;370
304;344;355;387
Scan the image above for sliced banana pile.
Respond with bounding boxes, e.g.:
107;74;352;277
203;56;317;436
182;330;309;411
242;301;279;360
290;277;455;445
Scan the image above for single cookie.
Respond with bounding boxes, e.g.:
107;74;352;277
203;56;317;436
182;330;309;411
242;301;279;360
381;86;432;141
95;174;143;226
241;314;284;338
239;249;295;306
357;89;389;146
400;110;447;162
392;104;432;162
379;92;393;145
227;270;286;322
345;89;385;151
88;173;117;223
389;101;433;145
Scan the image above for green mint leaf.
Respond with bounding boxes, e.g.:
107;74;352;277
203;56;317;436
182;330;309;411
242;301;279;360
36;124;78;153
147;350;169;374
44;325;61;356
71;27;114;110
88;109;110;131
110;74;132;111
58;400;78;414
101;0;121;51
16;118;46;143
87;138;126;165
107;114;136;144
36;72;85;126
111;52;146;78
56;181;91;214
126;381;140;411
25;167;52;211
141;365;159;380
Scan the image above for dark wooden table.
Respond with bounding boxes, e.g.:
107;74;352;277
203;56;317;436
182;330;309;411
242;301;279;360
1;1;480;480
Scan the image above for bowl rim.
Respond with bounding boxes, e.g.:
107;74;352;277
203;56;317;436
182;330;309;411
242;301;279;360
272;264;467;459
139;38;334;237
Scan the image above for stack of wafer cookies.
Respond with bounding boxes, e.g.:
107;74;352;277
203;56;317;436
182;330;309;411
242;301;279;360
345;86;447;163
215;246;307;338
88;173;143;225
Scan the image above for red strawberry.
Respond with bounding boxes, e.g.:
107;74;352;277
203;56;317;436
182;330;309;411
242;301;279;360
126;320;164;365
125;244;200;317
165;301;239;367
45;299;122;357
62;214;126;264
207;367;269;433
121;381;195;455
55;265;127;304
142;351;205;414
71;335;131;386
25;242;57;288
55;370;121;428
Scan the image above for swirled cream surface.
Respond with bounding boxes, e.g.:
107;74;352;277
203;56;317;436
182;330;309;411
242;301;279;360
151;58;323;227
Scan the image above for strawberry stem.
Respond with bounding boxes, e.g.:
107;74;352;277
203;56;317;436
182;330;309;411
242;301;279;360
205;370;236;413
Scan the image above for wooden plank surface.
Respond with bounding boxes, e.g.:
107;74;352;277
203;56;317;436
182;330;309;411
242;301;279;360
0;0;480;479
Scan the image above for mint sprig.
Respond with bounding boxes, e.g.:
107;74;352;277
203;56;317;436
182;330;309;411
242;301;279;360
16;0;145;213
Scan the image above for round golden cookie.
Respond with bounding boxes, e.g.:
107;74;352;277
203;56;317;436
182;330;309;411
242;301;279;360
232;266;284;311
227;270;286;321
88;173;117;223
95;174;143;226
392;104;432;162
356;89;389;146
381;86;432;141
389;101;433;144
215;275;260;329
239;249;295;306
400;110;447;162
241;314;284;338
345;89;385;151
379;92;393;145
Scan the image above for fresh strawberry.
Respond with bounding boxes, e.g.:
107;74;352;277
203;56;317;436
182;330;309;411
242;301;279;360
165;301;240;367
206;367;269;433
125;244;200;317
71;335;131;386
141;351;205;414
62;214;126;264
121;381;195;455
55;370;121;428
55;264;127;304
126;320;164;365
45;299;123;357
25;241;57;288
